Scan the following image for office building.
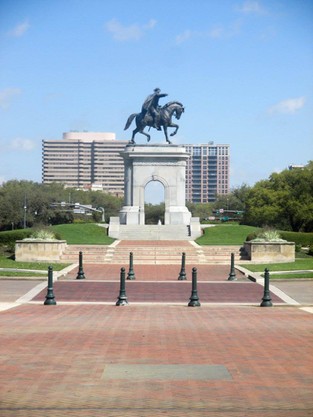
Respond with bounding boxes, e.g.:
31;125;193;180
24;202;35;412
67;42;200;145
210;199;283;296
184;142;230;203
42;132;128;196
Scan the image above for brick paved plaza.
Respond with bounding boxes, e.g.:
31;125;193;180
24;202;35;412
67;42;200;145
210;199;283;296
0;263;312;416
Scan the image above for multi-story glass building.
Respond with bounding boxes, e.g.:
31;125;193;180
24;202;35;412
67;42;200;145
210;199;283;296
42;133;230;202
184;142;230;203
42;132;128;196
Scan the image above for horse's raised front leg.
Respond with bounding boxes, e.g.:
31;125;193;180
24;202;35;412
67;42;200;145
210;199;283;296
168;123;179;137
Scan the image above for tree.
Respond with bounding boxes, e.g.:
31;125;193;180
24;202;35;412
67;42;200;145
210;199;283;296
243;165;313;232
0;180;123;230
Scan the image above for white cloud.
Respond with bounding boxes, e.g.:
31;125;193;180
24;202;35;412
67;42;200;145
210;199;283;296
268;97;306;115
7;20;30;37
105;18;156;41
176;30;193;44
236;1;265;14
176;20;242;44
10;138;36;151
0;88;22;110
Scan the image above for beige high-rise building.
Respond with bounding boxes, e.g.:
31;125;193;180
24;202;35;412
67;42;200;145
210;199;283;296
42;132;128;196
184;142;230;203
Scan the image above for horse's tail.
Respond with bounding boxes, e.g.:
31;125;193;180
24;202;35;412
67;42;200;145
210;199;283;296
124;113;137;130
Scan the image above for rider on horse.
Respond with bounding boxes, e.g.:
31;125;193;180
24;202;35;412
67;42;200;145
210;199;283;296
141;88;168;130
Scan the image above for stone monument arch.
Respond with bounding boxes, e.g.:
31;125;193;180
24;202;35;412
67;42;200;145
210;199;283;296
109;144;201;240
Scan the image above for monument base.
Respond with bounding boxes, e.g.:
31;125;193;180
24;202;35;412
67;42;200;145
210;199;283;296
108;219;201;241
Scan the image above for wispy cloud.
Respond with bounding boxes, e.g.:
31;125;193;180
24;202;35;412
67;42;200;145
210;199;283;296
0;88;22;110
7;20;30;37
236;1;266;14
176;20;242;44
175;30;194;44
268;97;306;115
10;138;36;151
105;18;156;41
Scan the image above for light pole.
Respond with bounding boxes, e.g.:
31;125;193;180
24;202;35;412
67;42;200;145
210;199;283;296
23;195;27;228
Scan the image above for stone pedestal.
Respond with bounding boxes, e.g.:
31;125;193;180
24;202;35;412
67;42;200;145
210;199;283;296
109;144;201;240
119;144;191;226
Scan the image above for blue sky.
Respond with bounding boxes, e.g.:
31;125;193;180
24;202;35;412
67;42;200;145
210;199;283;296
1;0;312;193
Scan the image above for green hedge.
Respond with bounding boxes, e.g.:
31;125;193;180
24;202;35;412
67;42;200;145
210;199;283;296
280;231;313;247
0;229;32;249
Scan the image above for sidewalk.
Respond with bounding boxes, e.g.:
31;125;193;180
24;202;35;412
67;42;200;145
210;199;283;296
0;265;312;416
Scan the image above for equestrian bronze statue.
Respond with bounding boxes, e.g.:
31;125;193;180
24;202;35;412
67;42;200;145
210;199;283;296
124;88;185;144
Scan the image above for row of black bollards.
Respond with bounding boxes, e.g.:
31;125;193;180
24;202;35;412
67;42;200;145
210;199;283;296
74;251;238;282
43;250;272;307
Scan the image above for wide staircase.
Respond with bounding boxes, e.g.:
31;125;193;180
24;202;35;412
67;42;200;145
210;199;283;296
116;225;193;240
61;241;248;265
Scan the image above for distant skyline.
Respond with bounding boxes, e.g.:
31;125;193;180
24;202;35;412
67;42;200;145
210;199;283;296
1;0;312;195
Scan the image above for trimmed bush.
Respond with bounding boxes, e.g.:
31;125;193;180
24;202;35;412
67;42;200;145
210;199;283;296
0;229;33;250
280;231;313;247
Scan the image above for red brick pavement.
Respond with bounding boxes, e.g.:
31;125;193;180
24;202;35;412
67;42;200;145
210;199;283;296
0;304;312;416
63;264;247;281
32;280;283;304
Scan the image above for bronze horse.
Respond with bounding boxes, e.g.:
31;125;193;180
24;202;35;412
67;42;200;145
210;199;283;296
124;101;185;144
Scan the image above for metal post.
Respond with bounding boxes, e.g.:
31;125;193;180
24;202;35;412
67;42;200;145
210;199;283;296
188;267;201;307
44;266;56;305
260;268;273;307
178;252;187;280
76;251;86;279
127;252;136;280
116;267;129;306
227;252;237;281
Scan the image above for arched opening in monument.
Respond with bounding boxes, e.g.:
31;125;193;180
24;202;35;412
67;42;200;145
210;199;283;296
144;180;165;225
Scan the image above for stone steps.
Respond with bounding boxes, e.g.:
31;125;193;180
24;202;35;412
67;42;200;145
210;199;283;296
61;242;247;265
117;224;192;240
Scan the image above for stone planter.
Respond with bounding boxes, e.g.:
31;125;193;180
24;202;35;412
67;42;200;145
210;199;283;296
15;240;67;262
244;241;295;262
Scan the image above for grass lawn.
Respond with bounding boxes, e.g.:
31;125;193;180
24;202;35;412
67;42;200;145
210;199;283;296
0;255;69;271
267;272;313;279
196;224;261;245
50;223;115;245
240;258;313;272
0;270;46;277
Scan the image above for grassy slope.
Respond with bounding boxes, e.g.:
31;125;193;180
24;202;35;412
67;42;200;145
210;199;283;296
50;223;114;245
196;224;260;245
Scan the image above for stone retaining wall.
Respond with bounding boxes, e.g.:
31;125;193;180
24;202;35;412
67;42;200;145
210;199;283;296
244;241;295;262
15;240;67;262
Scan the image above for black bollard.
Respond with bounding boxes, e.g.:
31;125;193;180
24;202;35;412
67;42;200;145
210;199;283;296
127;252;136;280
178;252;187;280
44;266;56;305
227;252;237;281
76;251;86;280
188;267;201;307
260;268;273;307
116;267;129;306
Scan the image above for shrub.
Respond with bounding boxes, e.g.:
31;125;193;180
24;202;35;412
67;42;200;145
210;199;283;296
246;228;286;242
246;232;258;241
28;230;56;240
280;231;313;247
0;229;32;251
